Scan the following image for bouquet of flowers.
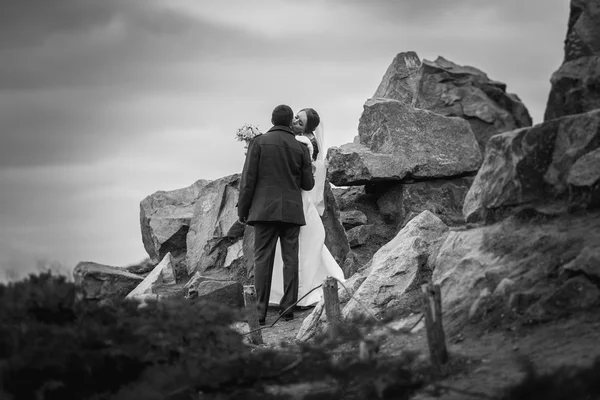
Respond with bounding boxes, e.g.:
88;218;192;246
235;123;263;154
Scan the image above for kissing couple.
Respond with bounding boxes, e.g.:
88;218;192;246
237;105;345;325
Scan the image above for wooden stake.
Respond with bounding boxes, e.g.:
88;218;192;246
243;285;263;345
421;283;448;375
322;277;341;324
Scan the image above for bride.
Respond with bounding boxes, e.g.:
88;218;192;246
269;108;345;313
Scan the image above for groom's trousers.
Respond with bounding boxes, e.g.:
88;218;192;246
253;222;300;321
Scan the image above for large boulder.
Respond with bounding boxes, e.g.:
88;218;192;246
463;109;600;223
432;211;600;334
186;174;245;279
342;211;448;319
545;0;600;121
374;52;532;153
140;178;210;279
375;177;474;229
73;262;143;302
327;99;482;186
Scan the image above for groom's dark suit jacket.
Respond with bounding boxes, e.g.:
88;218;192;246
238;125;314;226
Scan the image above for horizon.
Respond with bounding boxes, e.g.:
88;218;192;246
0;0;569;282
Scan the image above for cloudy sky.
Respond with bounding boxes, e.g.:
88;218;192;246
0;0;569;281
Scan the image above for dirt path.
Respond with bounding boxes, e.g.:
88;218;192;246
255;307;600;399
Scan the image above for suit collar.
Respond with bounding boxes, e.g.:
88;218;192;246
268;125;294;135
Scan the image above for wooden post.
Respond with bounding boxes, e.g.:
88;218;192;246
421;283;448;375
243;285;263;345
322;277;341;323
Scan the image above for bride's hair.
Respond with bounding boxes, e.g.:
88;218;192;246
300;108;320;134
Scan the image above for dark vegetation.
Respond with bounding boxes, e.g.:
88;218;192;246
1;272;599;399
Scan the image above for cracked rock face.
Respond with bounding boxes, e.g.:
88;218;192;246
545;0;600;121
327;99;482;186
463;109;600;222
373;52;532;153
139;178;211;273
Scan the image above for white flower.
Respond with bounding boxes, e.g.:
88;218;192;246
295;135;314;159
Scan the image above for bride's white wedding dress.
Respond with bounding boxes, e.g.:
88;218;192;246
269;124;345;308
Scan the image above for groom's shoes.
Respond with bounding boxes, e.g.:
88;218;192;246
258;318;266;326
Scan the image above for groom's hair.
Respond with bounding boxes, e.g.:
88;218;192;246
271;104;294;127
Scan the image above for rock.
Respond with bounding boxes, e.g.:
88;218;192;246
493;278;516;297
374;52;532;152
332;186;367;210
340;210;368;229
186;174;242;277
224;240;244;269
346;224;379;248
140;178;210;274
562;246;600;280
155;283;187;300
375;177;474;229
191;280;244;309
342;210;449;319
327;99;482;186
568;147;600;207
544;0;600;121
321;181;351;268
73;262;143;302
468;288;491;320
124;258;156;276
463;109;600;222
508;289;546;314
525;276;600;322
373;51;422;106
296;267;370;342
546;56;600;121
126;253;176;301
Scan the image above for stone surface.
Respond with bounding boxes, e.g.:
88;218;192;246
545;0;600;121
321;180;351;268
140;179;210;267
340;210;368;229
463;109;600;222
186;174;242;277
374;52;532;152
73;262;143;302
562;246;600;280
192;280;244;309
296;266;370;342
342;210;449;319
525;276;600;322
126;253;176;301
346;224;380;248
375;177;474;229
327;99;482;186
568;147;600;188
125;258;156;276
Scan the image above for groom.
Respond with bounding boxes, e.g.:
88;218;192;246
237;104;315;325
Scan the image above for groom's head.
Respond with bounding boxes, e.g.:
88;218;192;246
271;104;294;127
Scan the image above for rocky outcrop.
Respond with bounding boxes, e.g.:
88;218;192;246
297;210;448;340
545;0;600;121
140;178;210;280
374;52;532;152
432;211;600;334
126;253;176;301
327;99;482;186
463;109;600;223
340;210;368;229
375;177;474;229
186;174;245;279
343;211;448;319
73;262;143;302
187;279;244;309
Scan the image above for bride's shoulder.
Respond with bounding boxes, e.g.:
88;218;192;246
295;135;311;145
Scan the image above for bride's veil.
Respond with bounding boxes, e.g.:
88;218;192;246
313;122;327;216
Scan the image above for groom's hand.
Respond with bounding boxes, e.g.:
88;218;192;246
311;163;316;174
238;216;248;225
